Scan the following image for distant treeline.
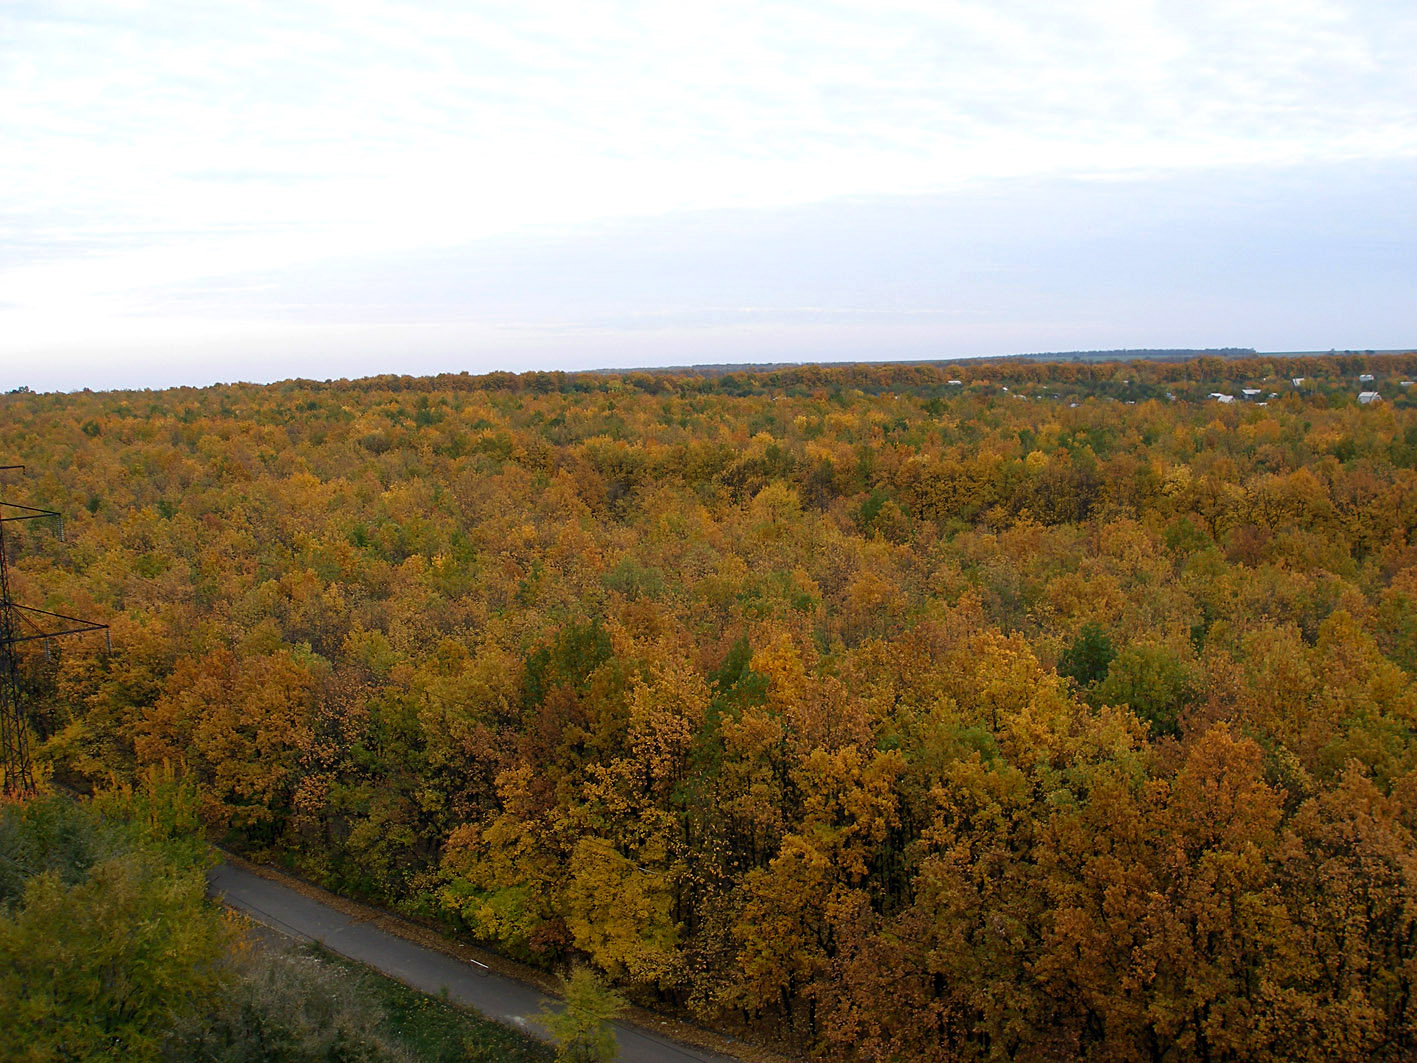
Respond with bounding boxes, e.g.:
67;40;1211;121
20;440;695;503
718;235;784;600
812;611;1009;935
50;349;1412;403
1008;346;1256;363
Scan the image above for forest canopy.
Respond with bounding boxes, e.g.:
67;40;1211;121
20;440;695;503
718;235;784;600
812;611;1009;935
5;351;1417;1062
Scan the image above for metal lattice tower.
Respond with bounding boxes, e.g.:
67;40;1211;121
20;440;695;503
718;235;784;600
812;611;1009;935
1;466;109;799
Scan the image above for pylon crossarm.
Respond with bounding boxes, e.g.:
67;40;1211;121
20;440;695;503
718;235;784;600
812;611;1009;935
0;503;61;522
12;603;109;631
8;607;110;657
7;625;109;644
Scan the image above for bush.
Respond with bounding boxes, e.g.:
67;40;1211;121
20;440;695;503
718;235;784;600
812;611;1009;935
162;944;414;1063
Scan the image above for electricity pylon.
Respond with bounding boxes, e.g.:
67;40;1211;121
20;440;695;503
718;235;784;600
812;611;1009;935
1;466;109;798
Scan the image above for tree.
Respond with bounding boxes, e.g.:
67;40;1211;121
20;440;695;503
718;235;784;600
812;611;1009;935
1095;642;1198;737
1057;622;1115;689
0;795;230;1063
537;965;626;1063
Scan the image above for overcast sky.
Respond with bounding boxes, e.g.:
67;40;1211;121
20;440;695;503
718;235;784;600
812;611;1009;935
3;0;1414;392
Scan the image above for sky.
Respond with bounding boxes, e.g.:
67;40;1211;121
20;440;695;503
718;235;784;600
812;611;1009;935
2;0;1414;392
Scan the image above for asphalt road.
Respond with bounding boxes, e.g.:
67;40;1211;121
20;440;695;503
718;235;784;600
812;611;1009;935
207;862;739;1063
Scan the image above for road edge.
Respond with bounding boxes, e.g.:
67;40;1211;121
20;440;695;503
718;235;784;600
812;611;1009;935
212;852;799;1063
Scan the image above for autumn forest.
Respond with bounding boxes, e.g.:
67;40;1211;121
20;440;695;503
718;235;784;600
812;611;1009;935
6;352;1417;1062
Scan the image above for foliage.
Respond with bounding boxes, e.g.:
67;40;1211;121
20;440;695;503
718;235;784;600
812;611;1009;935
1057;621;1115;688
1095;642;1197;736
162;943;415;1063
0;793;229;1063
4;351;1417;1059
537;965;627;1063
0;792;123;904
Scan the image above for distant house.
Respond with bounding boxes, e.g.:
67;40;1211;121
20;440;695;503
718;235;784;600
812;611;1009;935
947;379;963;386
1358;391;1382;405
1359;373;1375;384
1241;388;1262;400
1210;393;1235;404
1292;377;1305;387
1401;381;1414;388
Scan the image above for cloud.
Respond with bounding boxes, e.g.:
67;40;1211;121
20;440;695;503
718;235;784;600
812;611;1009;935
4;160;1412;391
2;1;1414;387
7;1;1414;235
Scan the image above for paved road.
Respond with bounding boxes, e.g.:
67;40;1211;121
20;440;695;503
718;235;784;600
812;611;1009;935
208;862;739;1063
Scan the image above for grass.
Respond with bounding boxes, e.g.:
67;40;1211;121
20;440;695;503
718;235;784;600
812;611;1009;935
310;945;554;1063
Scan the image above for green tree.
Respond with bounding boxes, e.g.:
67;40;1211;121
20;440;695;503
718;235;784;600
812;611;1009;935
1095;642;1198;738
1057;621;1115;688
0;831;229;1061
537;966;626;1063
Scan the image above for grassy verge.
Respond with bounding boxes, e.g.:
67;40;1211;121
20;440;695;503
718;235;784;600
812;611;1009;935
310;944;554;1063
